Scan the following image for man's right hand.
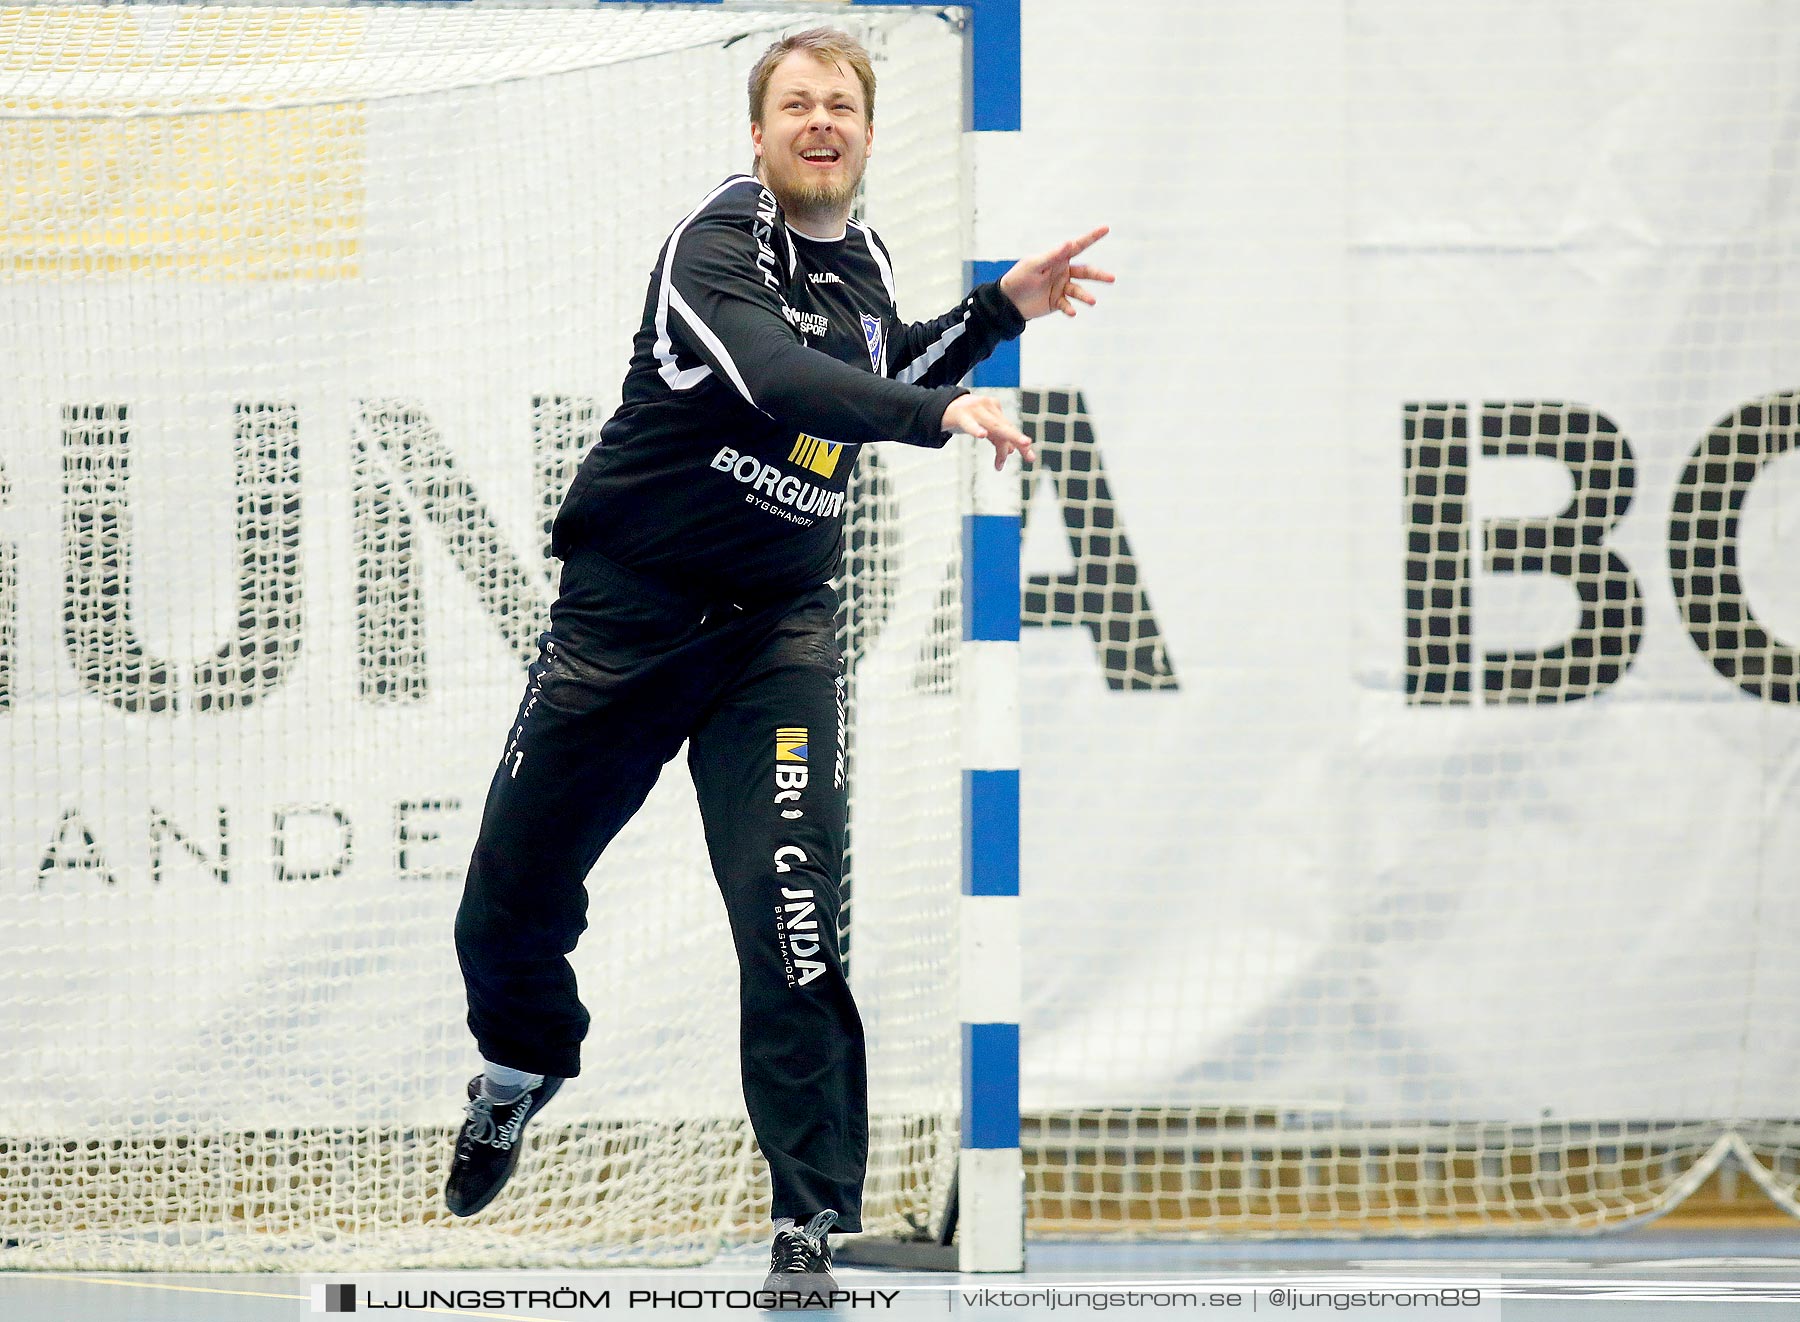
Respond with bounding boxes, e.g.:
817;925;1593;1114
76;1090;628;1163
941;393;1036;471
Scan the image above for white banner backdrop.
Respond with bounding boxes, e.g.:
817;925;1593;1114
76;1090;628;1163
991;1;1800;1121
1;1;1795;1147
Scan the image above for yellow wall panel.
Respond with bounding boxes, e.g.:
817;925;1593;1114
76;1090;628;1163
0;8;366;278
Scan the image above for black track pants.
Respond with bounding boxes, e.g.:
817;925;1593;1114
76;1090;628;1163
454;547;866;1230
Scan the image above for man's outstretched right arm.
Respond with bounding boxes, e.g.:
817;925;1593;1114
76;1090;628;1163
661;186;967;448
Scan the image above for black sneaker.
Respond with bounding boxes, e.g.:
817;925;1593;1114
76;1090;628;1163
444;1074;563;1217
759;1209;838;1309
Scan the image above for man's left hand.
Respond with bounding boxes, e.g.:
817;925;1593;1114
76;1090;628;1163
999;226;1115;321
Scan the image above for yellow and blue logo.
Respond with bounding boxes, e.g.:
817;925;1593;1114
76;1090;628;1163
776;727;809;763
788;434;843;479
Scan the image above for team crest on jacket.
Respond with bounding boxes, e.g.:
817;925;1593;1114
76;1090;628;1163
860;312;884;373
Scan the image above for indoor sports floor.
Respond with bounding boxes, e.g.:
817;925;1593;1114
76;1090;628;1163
5;1226;1797;1320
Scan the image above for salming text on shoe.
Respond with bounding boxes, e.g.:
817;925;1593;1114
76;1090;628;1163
444;1074;564;1217
758;1209;839;1310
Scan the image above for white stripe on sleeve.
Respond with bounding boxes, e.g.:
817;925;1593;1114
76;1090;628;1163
894;313;968;385
669;285;761;410
850;220;898;306
654;175;755;394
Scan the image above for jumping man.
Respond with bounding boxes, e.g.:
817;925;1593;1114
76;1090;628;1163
445;26;1112;1299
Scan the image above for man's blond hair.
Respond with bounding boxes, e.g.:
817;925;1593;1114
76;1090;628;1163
747;27;876;125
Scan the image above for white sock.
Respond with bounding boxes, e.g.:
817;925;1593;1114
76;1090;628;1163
772;1217;796;1235
481;1060;544;1102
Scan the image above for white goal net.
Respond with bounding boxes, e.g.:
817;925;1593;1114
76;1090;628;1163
0;2;967;1269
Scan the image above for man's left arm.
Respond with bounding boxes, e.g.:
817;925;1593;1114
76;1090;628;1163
884;226;1115;389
